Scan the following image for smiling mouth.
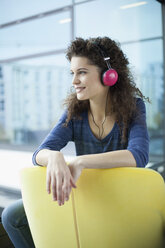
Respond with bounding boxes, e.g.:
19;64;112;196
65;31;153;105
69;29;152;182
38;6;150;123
75;87;85;93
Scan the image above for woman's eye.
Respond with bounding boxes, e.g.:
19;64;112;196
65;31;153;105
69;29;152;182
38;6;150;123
79;71;86;75
70;71;86;76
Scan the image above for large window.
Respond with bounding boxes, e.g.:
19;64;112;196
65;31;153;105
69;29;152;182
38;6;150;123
75;0;162;41
0;0;164;194
0;12;71;60
1;55;71;146
0;0;72;23
75;0;164;162
0;0;164;159
0;3;73;150
123;39;164;161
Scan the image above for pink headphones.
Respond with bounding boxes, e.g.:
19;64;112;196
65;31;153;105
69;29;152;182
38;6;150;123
94;43;118;86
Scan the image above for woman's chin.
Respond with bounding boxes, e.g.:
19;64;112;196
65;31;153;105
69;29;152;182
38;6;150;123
76;93;88;101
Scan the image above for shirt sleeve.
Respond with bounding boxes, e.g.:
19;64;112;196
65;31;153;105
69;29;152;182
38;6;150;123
32;111;73;165
127;98;149;167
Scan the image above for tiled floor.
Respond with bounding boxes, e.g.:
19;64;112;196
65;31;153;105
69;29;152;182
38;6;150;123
0;145;75;189
0;149;34;189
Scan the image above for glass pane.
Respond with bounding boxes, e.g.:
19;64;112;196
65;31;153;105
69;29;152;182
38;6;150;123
0;11;71;60
0;54;72;148
74;0;88;2
122;39;164;160
75;0;162;42
0;0;72;24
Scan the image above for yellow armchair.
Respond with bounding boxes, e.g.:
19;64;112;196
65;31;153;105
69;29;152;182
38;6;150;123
20;167;165;248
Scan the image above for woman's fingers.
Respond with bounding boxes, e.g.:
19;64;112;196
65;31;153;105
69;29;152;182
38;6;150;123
62;177;69;202
68;185;72;197
46;171;51;194
46;167;76;206
51;177;57;201
56;174;63;205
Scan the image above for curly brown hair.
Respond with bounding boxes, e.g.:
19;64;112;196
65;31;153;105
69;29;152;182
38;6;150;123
64;36;149;143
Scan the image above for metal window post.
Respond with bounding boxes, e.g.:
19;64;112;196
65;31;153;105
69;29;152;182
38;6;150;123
71;0;75;40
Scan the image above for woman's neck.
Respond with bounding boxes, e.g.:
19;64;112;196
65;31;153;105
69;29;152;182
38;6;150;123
89;92;110;122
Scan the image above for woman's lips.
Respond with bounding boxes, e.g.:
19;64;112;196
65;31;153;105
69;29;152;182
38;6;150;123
75;87;85;93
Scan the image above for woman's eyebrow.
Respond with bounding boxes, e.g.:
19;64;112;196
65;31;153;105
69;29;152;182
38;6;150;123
70;67;89;72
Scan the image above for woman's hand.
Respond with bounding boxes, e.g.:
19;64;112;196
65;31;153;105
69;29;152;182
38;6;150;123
46;151;76;206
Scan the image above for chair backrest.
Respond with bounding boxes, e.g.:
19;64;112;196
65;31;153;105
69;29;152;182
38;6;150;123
20;167;165;248
20;167;78;248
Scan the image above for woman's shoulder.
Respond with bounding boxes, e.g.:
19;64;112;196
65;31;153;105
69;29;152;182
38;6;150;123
135;97;145;105
63;109;88;122
135;97;146;112
73;110;88;122
130;97;147;125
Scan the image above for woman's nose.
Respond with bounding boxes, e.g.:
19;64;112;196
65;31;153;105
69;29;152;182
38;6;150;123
72;75;80;85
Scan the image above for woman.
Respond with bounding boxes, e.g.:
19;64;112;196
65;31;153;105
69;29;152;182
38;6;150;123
2;36;149;247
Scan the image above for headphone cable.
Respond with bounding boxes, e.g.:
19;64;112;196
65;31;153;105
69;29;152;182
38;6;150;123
89;91;109;140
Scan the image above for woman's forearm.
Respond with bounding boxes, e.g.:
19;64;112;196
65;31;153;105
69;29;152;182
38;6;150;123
76;150;136;169
36;149;62;166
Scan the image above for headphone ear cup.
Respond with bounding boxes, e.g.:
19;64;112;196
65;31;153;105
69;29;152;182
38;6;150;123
103;69;118;86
